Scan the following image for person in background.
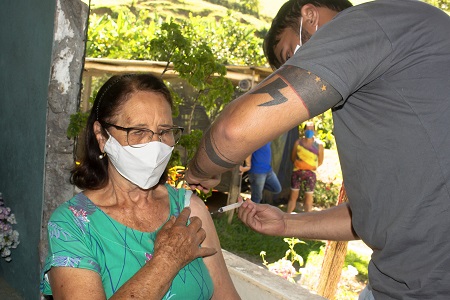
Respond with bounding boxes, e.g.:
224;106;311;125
40;73;240;300
287;121;324;213
239;142;281;204
185;0;450;298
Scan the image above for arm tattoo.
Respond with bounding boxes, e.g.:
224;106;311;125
250;77;288;106
191;158;209;177
204;129;238;169
276;65;341;117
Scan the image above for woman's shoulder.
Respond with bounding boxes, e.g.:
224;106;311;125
49;193;98;222
164;184;209;217
186;193;209;219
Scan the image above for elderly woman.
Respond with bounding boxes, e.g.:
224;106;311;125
41;73;240;299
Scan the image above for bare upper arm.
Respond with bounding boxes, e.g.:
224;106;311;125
188;195;219;249
188;195;240;299
48;267;106;300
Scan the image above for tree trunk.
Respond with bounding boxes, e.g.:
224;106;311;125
317;184;349;299
227;165;242;224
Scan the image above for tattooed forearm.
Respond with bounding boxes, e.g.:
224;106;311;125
276;65;341;117
251;77;288;107
204;129;238;169
191;158;209;177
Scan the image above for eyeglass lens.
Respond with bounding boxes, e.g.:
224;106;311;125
127;128;182;147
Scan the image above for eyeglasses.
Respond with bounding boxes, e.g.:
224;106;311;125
101;122;184;148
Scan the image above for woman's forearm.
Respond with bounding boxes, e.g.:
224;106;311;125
111;256;178;300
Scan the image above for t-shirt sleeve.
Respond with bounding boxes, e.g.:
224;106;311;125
285;7;393;101
184;189;193;207
40;204;101;295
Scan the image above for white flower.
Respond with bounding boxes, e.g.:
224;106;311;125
0;193;20;262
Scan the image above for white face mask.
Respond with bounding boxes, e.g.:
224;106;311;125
293;17;319;55
104;133;173;189
294;17;304;55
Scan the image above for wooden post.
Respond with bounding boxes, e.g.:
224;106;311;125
317;184;349;299
226;165;242;224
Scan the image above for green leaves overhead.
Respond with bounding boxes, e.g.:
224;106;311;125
87;8;266;66
146;18;235;125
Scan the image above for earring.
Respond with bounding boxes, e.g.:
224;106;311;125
99;152;107;159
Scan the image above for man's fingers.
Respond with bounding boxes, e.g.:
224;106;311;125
188;184;199;190
196;186;210;193
238;199;252;219
238;201;257;228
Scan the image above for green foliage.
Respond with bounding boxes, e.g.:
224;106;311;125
314;180;341;208
201;76;234;121
87;7;266;66
149;22;190;68
149;19;235;122
299;110;335;150
188;13;267;66
299;246;369;297
260;237;306;282
313;109;336;149
168;149;183;170
295;179;341;209
146;18;235;174
67;111;89;139
87;9;157;59
178;129;204;165
344;250;369;283
423;0;449;11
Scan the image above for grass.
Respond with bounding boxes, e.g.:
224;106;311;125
214;212;370;298
213;213;324;267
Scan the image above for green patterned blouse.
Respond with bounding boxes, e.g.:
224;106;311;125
40;184;213;299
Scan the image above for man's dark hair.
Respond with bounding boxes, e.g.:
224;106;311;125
264;0;353;69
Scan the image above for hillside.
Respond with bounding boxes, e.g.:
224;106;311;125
90;0;276;29
90;0;374;21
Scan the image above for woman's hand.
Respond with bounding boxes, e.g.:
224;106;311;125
238;200;287;237
154;207;217;271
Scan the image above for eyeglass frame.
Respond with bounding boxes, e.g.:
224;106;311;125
100;121;184;147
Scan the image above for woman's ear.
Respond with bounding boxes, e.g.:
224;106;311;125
93;121;107;152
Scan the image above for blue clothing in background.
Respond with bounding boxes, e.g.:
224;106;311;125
249;143;272;174
248;143;281;203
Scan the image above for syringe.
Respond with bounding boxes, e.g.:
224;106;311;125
210;201;243;214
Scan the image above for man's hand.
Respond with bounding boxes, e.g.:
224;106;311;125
154;207;217;271
184;169;221;193
238;200;287;236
